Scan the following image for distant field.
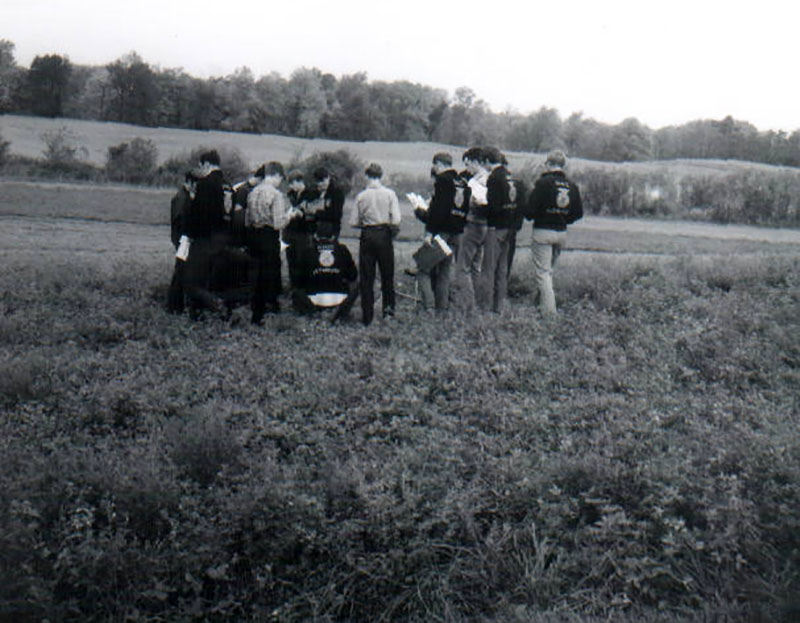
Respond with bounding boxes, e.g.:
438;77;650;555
2;113;789;180
2;180;799;258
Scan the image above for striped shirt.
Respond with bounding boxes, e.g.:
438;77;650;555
245;181;289;230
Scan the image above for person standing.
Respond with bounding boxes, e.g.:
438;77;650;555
310;167;345;239
230;165;265;248
166;171;196;314
525;149;583;316
505;157;528;280
413;152;465;312
483;147;520;313
283;170;316;290
245;161;292;324
454;147;490;312
350;163;402;325
183;150;227;320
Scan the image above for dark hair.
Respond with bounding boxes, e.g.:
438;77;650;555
313;167;330;182
365;162;383;179
287;169;305;183
184;171;197;184
462;146;485;163
432;152;453;166
482;146;504;165
253;164;266;178
315;221;336;239
546;149;567;168
199;150;220;166
264;161;285;178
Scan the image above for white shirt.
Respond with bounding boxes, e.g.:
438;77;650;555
350;180;401;228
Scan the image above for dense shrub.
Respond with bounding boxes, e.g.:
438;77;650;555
0;130;9;167
34;126;102;180
289;149;364;195
105;137;158;184
40;126;88;165
570;164;800;226
154;144;252;188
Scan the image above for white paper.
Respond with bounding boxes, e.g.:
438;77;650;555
405;192;429;211
433;234;453;257
175;235;190;261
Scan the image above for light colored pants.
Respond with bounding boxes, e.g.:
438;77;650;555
531;228;567;315
455;221;489;311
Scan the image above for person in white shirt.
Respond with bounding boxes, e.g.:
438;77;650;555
350;163;402;325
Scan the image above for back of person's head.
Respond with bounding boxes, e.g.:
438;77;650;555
199;150;220;166
462;146;485;164
287;169;305;184
546;149;567;169
315;221;337;240
264;161;285;179
184;171;197;184
253;164;266;179
365;163;383;179
432;152;453;167
313;167;331;182
482;146;504;165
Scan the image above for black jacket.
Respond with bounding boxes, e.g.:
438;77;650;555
296;238;358;294
415;169;466;235
308;182;345;238
486;166;526;229
184;169;226;239
170;185;191;248
525;170;582;231
285;188;317;236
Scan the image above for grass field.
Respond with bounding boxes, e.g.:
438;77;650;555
1;179;799;622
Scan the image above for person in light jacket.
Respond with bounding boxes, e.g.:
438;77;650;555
350;163;402;325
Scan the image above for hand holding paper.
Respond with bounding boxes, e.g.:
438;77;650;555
405;192;429;211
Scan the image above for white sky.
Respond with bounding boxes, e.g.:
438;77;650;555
3;0;799;132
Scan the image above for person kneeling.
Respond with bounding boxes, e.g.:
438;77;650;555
292;222;359;323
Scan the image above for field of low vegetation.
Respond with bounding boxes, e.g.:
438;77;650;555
1;171;799;622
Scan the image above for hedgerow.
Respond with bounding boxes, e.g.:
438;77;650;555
0;250;798;622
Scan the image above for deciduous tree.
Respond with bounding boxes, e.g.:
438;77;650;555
25;54;72;117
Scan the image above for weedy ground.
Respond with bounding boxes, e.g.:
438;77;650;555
1;211;799;622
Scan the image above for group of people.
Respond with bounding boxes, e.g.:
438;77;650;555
166;145;582;326
411;145;583;317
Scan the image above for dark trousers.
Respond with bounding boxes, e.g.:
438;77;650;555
247;227;281;322
166;258;186;314
284;230;314;290
184;236;225;317
358;226;395;325
507;229;519;278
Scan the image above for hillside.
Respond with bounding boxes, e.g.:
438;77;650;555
1;114;791;179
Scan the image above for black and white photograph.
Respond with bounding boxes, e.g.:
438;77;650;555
1;1;798;621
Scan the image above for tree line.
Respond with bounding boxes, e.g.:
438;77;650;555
2;39;800;167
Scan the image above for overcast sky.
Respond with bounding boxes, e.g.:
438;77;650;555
4;0;799;132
